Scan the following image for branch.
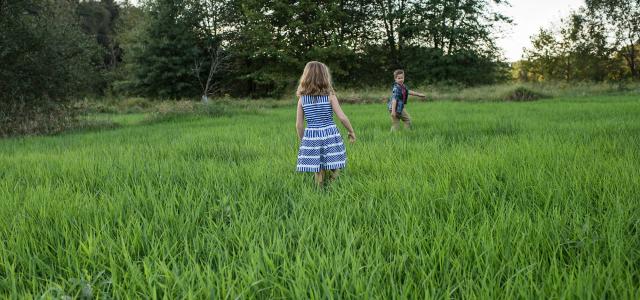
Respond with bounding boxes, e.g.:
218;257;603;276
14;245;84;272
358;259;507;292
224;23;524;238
204;46;230;97
192;58;206;92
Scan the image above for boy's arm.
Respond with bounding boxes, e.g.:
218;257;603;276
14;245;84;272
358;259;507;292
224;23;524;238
390;99;398;117
409;90;426;98
390;85;400;116
296;97;304;141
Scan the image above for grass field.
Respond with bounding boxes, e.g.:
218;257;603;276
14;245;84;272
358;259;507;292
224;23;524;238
1;95;639;298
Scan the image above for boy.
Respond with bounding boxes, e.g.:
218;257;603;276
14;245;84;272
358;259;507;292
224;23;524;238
388;69;426;131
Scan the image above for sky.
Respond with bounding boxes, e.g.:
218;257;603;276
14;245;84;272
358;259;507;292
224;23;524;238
496;0;586;62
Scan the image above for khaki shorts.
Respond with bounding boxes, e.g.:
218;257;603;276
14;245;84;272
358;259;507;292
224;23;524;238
390;109;411;130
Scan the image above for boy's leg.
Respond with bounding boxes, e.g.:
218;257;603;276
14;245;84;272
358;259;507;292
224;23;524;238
400;110;412;129
390;112;400;131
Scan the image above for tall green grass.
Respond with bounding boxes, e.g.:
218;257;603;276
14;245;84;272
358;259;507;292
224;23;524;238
1;95;639;298
338;81;640;103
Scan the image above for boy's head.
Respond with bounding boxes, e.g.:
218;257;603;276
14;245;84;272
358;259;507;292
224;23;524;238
393;69;405;85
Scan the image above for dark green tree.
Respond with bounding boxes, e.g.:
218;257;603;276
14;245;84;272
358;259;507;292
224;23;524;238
128;0;204;98
371;0;512;85
0;0;99;104
0;0;101;135
110;1;147;94
120;0;514;98
77;0;121;69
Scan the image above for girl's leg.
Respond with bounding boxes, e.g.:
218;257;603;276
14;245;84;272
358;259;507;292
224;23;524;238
314;171;324;186
328;169;341;181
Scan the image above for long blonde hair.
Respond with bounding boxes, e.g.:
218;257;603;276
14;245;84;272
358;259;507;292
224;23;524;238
296;61;335;97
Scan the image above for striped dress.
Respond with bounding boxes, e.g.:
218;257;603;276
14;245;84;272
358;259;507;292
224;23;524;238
296;95;347;172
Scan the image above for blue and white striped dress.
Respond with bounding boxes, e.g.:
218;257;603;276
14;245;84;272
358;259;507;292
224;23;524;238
296;95;347;172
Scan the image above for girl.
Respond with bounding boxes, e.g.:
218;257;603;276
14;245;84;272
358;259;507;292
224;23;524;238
295;61;356;186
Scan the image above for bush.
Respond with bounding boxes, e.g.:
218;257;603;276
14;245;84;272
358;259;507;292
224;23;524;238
0;102;79;137
79;97;154;114
503;87;547;101
117;97;153;113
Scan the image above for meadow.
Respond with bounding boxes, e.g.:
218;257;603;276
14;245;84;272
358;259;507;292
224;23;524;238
1;94;639;298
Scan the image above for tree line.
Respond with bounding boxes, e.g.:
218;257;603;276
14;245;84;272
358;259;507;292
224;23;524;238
1;0;637;135
2;0;513;104
516;0;640;82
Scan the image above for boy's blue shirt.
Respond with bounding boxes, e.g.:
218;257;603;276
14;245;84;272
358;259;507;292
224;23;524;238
388;82;409;111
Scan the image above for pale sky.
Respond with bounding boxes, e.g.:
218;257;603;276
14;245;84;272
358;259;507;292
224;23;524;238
496;0;586;62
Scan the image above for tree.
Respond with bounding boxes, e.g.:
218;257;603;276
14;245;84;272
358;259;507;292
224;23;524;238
191;0;232;102
586;0;640;79
0;0;99;104
110;1;147;94
128;0;204;98
77;0;121;69
522;28;562;81
566;11;618;81
0;0;100;135
370;0;512;85
192;43;229;102
76;0;123;93
521;7;627;82
119;0;514;98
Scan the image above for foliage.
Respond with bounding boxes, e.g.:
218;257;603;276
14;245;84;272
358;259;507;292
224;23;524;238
0;102;80;137
76;0;124;93
502;86;546;101
121;0;513;98
0;0;100;103
0;0;102;135
586;0;640;79
520;2;639;82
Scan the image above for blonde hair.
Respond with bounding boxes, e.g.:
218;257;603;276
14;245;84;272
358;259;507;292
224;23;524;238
296;61;335;97
393;69;405;79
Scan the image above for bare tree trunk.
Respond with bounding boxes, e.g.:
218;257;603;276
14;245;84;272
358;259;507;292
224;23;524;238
193;46;228;104
627;40;638;79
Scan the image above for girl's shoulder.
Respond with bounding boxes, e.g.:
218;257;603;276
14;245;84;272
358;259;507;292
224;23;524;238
301;94;331;104
300;94;330;97
300;94;331;100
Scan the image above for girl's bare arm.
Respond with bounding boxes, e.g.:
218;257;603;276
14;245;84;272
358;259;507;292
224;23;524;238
296;97;304;141
329;94;356;142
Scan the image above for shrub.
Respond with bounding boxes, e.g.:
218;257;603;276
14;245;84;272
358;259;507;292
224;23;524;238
0;102;79;137
503;87;547;101
117;97;153;113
